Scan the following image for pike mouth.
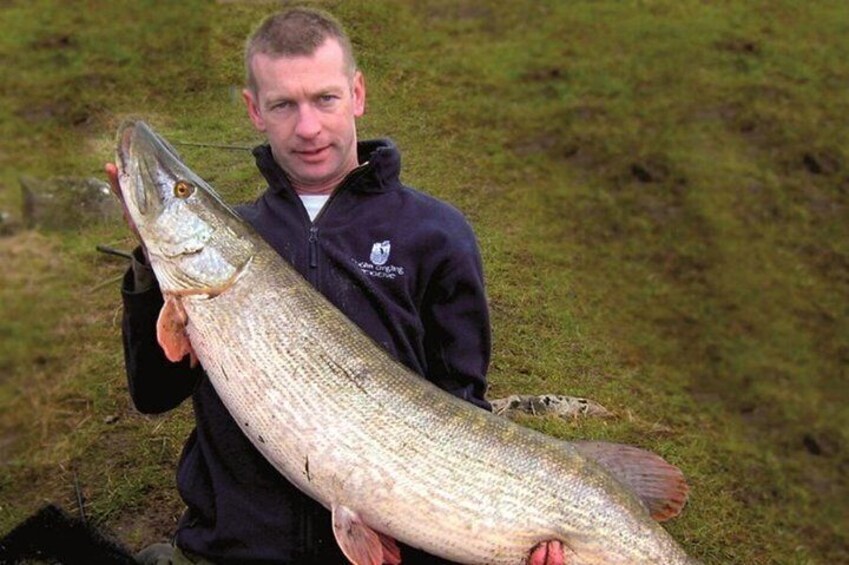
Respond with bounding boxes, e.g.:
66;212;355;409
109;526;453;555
118;122;134;168
116;120;150;214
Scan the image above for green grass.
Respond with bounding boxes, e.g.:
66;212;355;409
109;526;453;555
1;1;848;563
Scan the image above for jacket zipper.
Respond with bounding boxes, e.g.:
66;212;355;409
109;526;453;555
304;162;371;277
308;226;319;269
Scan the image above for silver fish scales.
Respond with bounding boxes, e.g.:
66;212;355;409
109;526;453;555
115;120;699;564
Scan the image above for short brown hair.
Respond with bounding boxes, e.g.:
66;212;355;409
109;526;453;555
244;7;357;93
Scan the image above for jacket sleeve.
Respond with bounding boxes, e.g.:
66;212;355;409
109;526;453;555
121;247;202;414
421;224;492;411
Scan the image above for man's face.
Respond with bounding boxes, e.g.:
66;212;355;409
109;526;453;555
243;39;366;194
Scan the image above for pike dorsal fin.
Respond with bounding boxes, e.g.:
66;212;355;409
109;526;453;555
572;441;689;522
331;504;401;565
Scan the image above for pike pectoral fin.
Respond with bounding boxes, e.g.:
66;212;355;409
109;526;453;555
156;295;198;367
572;441;689;522
331;504;401;565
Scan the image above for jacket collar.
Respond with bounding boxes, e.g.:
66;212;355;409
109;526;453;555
252;138;402;196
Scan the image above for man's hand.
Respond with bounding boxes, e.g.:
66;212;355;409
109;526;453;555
527;540;565;565
104;162;121;200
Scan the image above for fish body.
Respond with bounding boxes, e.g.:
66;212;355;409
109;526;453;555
115;120;698;564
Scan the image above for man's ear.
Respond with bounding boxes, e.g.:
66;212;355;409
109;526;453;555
352;71;366;117
243;88;266;132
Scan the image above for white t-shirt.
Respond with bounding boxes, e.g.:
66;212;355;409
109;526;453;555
298;194;331;222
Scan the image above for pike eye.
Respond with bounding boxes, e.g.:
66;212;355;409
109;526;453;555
174;180;194;199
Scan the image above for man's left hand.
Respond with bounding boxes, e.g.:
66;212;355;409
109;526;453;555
527;540;565;565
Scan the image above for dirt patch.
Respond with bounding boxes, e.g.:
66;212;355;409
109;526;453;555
714;37;761;56
629;159;670;184
108;492;184;552
15;99;97;128
801;150;842;176
0;231;61;277
520;66;566;82
0;426;22;464
30;31;75;51
799;244;849;286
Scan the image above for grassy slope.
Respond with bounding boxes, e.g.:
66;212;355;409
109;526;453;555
1;0;847;562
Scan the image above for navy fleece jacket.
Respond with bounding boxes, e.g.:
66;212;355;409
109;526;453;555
120;139;491;564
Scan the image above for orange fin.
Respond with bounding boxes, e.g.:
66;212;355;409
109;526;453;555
156;295;197;366
378;532;401;565
572;441;689;521
331;504;400;565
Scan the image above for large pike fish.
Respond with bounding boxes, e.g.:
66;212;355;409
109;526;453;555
114;120;699;564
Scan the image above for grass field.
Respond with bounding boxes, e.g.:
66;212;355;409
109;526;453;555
1;1;847;563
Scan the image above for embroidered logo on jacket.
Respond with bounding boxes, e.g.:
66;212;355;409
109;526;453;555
370;240;391;266
355;240;406;280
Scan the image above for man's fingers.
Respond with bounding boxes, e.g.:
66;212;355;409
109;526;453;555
527;540;565;565
104;163;120;195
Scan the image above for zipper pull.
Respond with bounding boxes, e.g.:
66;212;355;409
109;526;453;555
308;226;318;268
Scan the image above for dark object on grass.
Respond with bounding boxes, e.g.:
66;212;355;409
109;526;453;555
0;504;135;564
96;245;133;260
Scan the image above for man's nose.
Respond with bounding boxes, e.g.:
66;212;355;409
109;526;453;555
295;104;321;139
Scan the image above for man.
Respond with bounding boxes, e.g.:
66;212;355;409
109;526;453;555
108;7;562;565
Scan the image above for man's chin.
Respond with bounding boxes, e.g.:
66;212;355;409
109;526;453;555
283;158;326;178
287;168;343;193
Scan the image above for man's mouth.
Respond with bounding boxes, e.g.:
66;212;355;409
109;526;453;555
294;145;330;159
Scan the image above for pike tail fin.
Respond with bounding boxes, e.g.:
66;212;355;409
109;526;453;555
572;441;689;522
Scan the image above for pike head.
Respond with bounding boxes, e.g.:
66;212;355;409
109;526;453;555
115;120;253;297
